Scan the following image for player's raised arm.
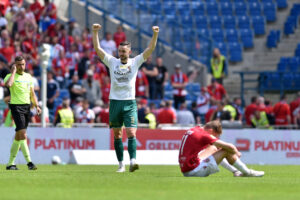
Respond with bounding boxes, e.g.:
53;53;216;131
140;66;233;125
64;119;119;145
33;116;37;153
143;26;159;60
92;23;106;61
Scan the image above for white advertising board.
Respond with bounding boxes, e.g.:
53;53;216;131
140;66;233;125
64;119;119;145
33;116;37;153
0;128;110;164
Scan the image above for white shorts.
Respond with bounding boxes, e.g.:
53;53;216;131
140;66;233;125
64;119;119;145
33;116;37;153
183;155;219;177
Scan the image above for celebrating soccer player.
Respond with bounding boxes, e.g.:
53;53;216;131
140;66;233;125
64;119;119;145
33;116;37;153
179;120;265;177
4;56;41;170
92;23;159;172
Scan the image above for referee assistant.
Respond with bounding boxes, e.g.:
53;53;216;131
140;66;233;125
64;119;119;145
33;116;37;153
4;56;41;170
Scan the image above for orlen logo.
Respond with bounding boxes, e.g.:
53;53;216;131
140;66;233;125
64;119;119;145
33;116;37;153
236;139;250;151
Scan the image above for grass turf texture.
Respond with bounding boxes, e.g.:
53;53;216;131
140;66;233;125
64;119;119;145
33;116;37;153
0;165;299;200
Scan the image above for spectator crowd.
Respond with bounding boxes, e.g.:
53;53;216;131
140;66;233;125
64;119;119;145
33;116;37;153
0;1;300;129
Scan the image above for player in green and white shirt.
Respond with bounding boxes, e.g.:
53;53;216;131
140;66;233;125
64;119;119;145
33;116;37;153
4;56;41;170
92;23;159;172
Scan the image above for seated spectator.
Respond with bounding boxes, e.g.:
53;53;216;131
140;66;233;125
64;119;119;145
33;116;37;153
190;102;201;124
54;98;74;128
135;69;149;99
251;109;271;129
211;101;232;122
157;100;176;124
137;98;148;123
244;96;258;126
95;103;109;124
68;74;86;105
207;78;227;102
82;69;101;108
176;102;195;125
144;107;156;129
46;71;60;110
67;17;81;37
232;97;243;122
76;99;95;123
196;87;210;123
223;98;237;121
149;102;159;117
171;64;188;109
113;25;126;48
273;94;291;126
101;76;110;104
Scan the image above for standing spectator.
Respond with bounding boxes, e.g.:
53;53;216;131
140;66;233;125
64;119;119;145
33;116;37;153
155;56;168;99
46;71;59;110
210;48;227;85
196;87;211;123
113;25;126;48
68;74;86;105
76;99;95;123
82;69;101;108
135;69;149;99
265;99;274;114
51;50;69;88
100;32;117;56
66;43;80;78
190;102;201;124
292;105;300;125
257;96;266;112
29;0;42;23
244;96;258;126
59;25;74;52
142;56;158;99
205;100;218;123
273;94;291;126
176;102;195;125
207;78;227;102
67;17;81;37
290;92;300;123
54;98;74;128
77;49;90;79
157;100;176;124
171;64;188;109
0;39;14;64
101;76;110;104
144;106;156;129
41;0;57;20
51;36;64;60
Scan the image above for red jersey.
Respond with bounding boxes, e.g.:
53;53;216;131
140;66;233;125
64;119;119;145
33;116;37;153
171;72;188;97
244;103;258;125
157;108;176;124
0;46;14;63
30;1;42;21
99;108;109;124
135;71;149;97
179;127;218;173
273;101;291;125
207;83;227;101
113;31;126;47
101;83;111;104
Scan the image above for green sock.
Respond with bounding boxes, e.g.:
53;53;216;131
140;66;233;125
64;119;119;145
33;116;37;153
19;139;32;163
8;140;20;166
128;137;137;159
114;138;124;162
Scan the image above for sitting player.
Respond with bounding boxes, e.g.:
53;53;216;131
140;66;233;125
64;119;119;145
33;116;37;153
179;120;264;177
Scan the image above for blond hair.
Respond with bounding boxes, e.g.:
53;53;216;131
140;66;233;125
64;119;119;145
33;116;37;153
204;120;222;134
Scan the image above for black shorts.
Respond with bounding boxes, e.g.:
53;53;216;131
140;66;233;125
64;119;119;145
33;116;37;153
9;104;31;132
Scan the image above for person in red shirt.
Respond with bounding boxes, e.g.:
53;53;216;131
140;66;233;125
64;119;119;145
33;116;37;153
113;25;126;48
157;100;176;124
0;40;14;64
30;0;42;22
41;0;57;19
135;69;149;99
101;76;110;104
244;96;258;126
289;92;300;122
207;78;227;101
179;120;265;177
96;103;109;124
171;64;188;109
273;94;291;126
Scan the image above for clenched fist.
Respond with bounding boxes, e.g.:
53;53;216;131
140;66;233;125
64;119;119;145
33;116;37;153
92;24;102;32
152;26;159;33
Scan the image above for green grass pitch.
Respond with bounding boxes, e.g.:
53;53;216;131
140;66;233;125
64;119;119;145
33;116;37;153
0;165;300;200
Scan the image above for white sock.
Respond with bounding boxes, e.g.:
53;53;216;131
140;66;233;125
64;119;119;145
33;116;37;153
119;161;124;167
233;158;250;174
130;158;136;165
220;159;238;173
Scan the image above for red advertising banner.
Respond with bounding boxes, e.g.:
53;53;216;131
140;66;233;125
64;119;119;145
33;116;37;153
109;129;186;150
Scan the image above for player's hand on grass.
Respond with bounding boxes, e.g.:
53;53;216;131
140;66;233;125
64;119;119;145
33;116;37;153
92;24;102;32
152;26;159;33
11;64;16;74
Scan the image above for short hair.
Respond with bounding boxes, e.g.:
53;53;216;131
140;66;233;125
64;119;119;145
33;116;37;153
15;56;25;62
119;41;131;48
251;96;257;103
204;120;222;135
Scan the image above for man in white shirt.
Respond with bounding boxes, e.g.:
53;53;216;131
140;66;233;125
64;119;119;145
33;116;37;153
92;23;159;172
100;32;117;56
